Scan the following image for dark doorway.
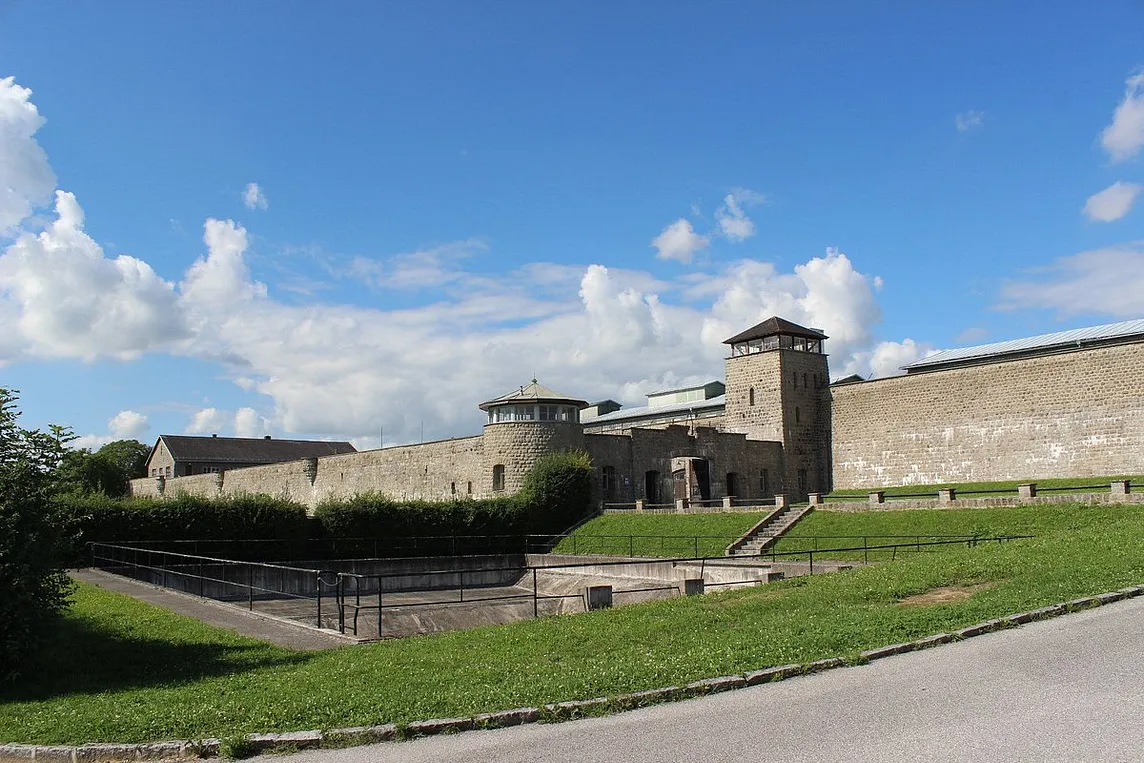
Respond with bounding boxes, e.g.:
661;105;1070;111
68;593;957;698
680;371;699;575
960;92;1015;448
645;470;660;503
726;471;739;498
694;460;711;500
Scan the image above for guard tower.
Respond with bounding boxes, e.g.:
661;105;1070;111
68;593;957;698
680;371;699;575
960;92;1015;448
479;381;588;495
723;317;831;497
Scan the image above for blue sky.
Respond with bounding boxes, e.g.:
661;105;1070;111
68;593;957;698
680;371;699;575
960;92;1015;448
1;1;1142;448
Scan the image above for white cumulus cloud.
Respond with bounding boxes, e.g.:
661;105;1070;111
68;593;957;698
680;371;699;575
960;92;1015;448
235;407;272;438
108;410;150;439
1083;181;1141;222
186;407;229;435
651;219;709;263
0;77;56;235
0;191;187;362
1101;71;1144;163
715;194;756;242
243;182;268;210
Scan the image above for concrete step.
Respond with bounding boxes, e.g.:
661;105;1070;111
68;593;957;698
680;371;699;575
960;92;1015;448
726;505;814;557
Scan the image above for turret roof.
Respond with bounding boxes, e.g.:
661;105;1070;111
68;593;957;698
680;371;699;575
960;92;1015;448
478;380;589;411
723;317;827;344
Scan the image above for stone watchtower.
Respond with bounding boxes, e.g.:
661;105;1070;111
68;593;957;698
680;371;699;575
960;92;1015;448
722;317;831;497
479;381;588;495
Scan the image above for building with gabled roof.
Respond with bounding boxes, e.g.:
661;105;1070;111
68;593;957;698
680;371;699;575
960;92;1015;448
145;434;356;478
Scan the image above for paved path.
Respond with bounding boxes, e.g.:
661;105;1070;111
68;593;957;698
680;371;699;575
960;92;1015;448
71;569;353;651
279;596;1144;762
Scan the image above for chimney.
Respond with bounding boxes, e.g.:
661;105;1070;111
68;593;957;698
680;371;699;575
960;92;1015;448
264;435;271;440
211;434;218;438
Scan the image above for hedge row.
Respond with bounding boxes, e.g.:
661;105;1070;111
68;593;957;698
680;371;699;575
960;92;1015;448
60;451;594;561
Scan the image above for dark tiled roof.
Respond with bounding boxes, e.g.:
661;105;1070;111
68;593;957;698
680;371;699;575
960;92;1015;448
723;317;827;344
156;435;356;464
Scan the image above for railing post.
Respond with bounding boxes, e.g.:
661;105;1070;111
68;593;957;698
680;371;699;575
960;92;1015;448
338;576;346;634
694;536;698;557
460;568;465;603
377;577;383;638
249;564;254;610
533;568;539;618
629;535;634;557
198;559;204;597
809;550;814;575
864;536;868;563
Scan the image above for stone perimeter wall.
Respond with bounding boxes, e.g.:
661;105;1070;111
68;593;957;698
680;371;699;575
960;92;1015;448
830;342;1144;489
131;435;487;509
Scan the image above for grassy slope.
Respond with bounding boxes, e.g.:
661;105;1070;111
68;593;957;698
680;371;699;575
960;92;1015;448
4;503;1144;745
551;512;768;556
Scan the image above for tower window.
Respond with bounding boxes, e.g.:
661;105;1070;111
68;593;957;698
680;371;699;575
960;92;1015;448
467;481;472;494
749;387;755;406
795;406;801;424
492;464;506;491
451;482;456;495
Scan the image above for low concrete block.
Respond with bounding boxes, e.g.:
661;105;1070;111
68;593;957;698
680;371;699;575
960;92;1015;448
614;687;681;707
868;491;885;505
683;578;705;596
743;664;804;686
1017;483;1037;500
73;745;143;763
1095;591;1128;605
1111;480;1130;497
136;742;188;760
807;657;847;672
860;642;914;661
404;717;476;737
545;697;610;718
31;748;76;763
954;622;997;638
1003;612;1034;625
325;725;397;744
937;488;956;503
1118;586;1144;598
472;708;540;728
684;675;747;694
1025;604;1068;620
0;744;36;762
1067;597;1099;610
913;633;954;649
807;492;824;506
246;731;322;751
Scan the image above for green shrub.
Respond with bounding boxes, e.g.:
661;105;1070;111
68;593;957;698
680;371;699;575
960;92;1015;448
0;390;77;682
58;492;311;562
517;450;593;534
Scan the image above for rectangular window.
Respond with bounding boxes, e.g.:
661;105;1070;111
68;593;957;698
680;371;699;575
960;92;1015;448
493;464;506;491
539;405;558;421
797;469;807;492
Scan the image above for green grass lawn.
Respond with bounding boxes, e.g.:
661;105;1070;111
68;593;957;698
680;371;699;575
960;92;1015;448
551;511;768;556
827;474;1144;499
4;503;1144;745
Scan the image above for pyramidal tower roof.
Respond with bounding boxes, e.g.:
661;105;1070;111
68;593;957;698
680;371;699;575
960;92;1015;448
723;316;827;345
478;380;589;411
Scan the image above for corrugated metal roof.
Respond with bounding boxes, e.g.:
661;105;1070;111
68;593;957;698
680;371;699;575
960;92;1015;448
903;318;1144;371
583;395;726;425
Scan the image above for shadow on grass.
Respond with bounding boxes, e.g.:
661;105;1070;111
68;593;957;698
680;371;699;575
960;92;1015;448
0;613;313;703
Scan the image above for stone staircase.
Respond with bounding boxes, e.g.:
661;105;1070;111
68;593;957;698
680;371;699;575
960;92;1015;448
725;504;814;556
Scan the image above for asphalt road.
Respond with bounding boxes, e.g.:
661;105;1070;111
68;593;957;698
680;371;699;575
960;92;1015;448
279;597;1144;763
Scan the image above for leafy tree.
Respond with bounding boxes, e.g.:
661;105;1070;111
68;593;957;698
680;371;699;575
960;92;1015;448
0;388;76;682
96;439;150;480
56;439;150;498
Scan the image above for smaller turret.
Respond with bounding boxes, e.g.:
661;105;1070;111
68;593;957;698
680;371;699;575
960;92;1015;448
479;381;588;494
